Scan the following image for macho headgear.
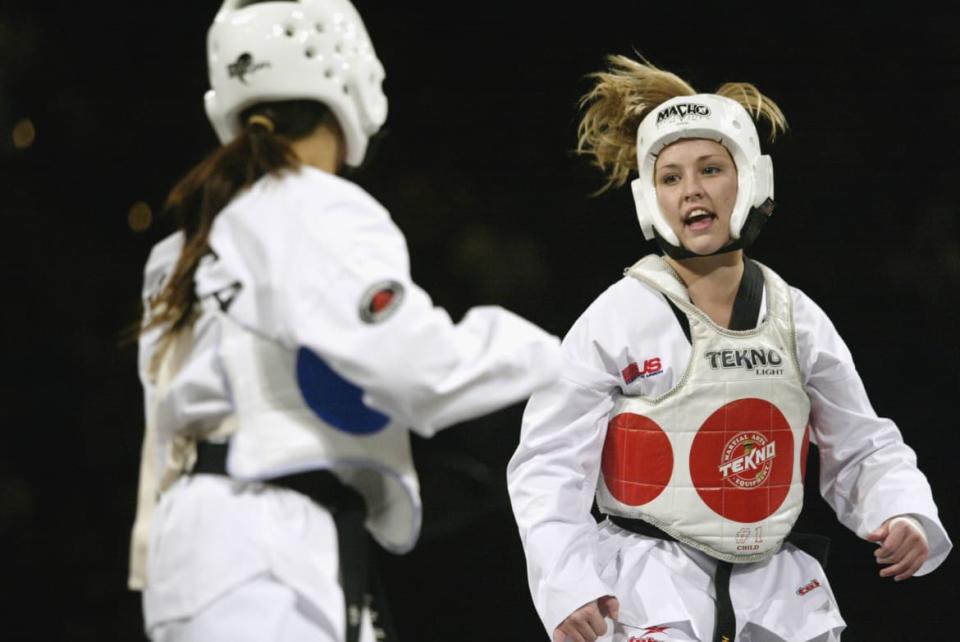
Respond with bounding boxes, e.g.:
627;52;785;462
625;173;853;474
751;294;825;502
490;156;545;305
205;0;387;167
630;94;775;259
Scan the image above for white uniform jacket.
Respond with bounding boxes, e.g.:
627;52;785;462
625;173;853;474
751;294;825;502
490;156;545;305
506;260;951;637
136;166;561;625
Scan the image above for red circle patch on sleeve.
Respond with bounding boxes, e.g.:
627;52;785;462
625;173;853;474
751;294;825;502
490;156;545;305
370;290;394;313
359;280;405;324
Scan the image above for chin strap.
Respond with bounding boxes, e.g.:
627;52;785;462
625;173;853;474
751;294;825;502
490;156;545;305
654;198;775;260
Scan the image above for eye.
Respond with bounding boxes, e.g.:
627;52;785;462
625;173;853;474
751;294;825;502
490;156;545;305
659;173;680;186
702;165;722;176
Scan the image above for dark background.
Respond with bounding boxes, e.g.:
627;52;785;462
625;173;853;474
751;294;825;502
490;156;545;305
1;1;957;639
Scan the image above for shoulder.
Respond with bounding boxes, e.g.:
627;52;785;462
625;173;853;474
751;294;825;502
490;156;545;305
141;232;184;300
144;231;183;270
755;261;836;334
257;166;391;226
592;274;661;311
277;166;388;213
785;283;857;379
564;269;673;361
209;167;404;272
570;269;670;335
787;284;836;335
224;167;399;246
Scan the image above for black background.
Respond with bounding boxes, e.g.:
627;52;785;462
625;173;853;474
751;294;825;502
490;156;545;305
1;1;957;640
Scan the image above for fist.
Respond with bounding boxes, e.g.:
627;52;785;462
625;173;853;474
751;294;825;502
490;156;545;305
553;596;620;642
867;516;929;581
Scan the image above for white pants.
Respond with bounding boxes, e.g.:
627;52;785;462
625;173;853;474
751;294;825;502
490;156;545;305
143;475;376;642
149;573;377;642
591;520;846;642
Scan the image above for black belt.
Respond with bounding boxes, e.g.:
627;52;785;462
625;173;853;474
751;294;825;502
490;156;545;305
609;515;830;642
193;442;396;642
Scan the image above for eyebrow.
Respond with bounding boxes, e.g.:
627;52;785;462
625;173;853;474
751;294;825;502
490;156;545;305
656;154;729;172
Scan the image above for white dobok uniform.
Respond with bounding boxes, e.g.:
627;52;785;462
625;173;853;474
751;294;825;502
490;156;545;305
507;255;951;642
131;166;561;641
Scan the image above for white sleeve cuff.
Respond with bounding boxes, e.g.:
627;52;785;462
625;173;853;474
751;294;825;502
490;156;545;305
888;515;928;545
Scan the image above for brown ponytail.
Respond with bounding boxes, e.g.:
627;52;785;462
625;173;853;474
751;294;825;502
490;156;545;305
142;100;331;339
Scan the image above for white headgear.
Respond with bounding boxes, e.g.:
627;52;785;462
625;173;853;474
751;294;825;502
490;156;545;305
630;94;774;253
205;0;387;167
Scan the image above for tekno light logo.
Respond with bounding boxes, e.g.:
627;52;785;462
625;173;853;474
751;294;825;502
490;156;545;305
705;348;784;376
656;103;710;126
719;432;776;489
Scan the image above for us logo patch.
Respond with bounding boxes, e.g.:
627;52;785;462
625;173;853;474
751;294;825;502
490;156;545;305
359;280;404;323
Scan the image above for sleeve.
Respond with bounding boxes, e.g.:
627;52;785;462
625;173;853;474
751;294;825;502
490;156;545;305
222;191;562;437
506;306;622;636
794;288;952;575
137;233;185;391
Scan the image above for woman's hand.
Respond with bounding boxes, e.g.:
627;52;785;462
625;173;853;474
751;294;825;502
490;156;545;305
867;516;929;581
553;595;620;642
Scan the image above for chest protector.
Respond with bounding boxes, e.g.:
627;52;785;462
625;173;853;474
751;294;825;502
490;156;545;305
597;255;810;563
218;312;422;554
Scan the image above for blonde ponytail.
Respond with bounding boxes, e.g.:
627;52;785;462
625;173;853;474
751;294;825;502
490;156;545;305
576;56;786;193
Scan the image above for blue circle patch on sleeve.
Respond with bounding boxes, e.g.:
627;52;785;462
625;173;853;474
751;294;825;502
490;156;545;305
295;347;390;435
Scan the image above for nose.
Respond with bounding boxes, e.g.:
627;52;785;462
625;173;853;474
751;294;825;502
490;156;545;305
682;174;704;201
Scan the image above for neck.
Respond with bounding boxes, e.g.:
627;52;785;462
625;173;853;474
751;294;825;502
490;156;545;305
665;250;744;327
289;122;343;174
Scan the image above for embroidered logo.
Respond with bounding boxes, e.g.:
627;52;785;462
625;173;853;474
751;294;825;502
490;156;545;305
719;432;776;489
359;280;405;324
797;579;822;596
627;625;671;642
622;358;663;384
228;52;271;84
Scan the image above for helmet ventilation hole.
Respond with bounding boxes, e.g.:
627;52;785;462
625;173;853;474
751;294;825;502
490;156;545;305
305;47;316;58
335;43;343;54
315;23;325;33
342;84;350;95
284;25;295;37
732;120;742;130
325;68;334;78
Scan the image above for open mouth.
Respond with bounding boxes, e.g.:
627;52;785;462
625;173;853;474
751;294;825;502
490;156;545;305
683;208;717;230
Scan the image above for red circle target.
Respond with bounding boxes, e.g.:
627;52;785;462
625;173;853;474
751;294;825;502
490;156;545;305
689;398;794;523
601;413;673;506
